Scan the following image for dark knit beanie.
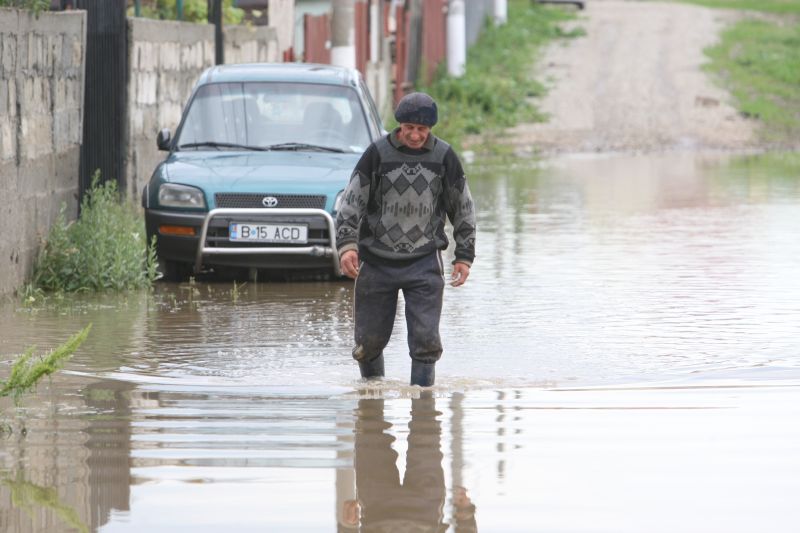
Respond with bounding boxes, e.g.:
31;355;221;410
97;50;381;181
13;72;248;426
394;92;438;127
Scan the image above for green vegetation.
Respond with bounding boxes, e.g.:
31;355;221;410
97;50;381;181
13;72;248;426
719;150;800;180
419;0;582;151
673;0;800;14
0;0;49;15
1;325;90;402
31;174;158;293
2;473;89;533
705;18;800;144
672;1;800;144
127;0;245;25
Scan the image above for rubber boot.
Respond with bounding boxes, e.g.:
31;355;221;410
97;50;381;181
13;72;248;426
410;361;435;387
358;354;385;379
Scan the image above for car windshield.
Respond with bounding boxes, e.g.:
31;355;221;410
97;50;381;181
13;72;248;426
177;82;372;153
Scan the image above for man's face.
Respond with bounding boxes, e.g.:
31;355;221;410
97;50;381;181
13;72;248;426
398;122;431;149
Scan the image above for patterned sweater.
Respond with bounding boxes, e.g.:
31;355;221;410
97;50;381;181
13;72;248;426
336;129;476;266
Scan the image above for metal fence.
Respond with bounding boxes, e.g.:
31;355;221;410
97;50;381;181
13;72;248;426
74;0;128;197
303;12;331;64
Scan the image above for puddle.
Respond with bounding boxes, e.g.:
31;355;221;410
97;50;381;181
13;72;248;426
1;151;799;531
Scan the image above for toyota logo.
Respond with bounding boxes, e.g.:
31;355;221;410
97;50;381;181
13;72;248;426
262;196;279;208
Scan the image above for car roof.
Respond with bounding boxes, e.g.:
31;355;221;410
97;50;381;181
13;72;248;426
197;63;361;87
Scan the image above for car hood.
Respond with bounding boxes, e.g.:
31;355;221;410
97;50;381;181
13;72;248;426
162;150;360;208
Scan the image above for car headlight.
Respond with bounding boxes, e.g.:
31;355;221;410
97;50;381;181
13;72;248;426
158;183;206;208
333;190;345;213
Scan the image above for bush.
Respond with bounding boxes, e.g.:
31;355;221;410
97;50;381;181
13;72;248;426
126;0;245;25
32;174;158;292
0;0;50;14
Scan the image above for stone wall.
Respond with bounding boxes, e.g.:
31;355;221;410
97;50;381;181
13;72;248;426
124;19;283;203
124;18;215;202
225;24;280;64
268;0;295;57
0;9;86;296
0;12;288;294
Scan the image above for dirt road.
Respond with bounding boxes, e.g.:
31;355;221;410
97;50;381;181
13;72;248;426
504;0;758;155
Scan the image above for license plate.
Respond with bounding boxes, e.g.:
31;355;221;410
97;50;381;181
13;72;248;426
229;223;308;243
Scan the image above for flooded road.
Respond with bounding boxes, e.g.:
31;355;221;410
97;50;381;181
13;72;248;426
1;151;799;531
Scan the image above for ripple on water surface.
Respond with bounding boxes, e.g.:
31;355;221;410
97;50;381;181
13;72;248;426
1;151;799;391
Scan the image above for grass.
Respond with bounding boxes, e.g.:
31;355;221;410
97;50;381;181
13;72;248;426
672;0;800;14
416;0;582;152
704;18;800;144
0;325;91;402
668;0;800;145
29;173;158;294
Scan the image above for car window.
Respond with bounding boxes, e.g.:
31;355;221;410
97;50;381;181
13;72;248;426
178;82;373;153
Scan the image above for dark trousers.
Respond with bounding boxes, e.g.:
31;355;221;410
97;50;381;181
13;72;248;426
353;251;445;365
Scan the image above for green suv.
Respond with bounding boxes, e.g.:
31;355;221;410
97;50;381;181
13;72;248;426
142;63;384;280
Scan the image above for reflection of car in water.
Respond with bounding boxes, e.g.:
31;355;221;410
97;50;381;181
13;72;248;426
142;63;385;280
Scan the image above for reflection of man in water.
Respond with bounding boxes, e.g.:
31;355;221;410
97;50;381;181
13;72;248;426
343;394;477;532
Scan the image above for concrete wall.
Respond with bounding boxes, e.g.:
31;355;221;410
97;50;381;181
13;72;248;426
225;24;280;64
0;9;86;297
124;18;215;202
124;19;284;203
269;0;295;57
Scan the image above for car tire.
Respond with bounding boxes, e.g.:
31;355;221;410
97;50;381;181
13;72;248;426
159;259;191;282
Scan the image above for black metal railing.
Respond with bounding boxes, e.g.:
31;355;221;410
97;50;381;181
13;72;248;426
75;0;128;199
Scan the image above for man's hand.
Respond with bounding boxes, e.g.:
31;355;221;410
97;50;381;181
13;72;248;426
340;250;360;279
450;262;470;287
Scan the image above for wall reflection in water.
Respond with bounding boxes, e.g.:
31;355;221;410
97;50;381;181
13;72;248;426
0;379;133;533
338;392;477;533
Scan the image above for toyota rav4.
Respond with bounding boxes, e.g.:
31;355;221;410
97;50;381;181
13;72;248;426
142;63;384;280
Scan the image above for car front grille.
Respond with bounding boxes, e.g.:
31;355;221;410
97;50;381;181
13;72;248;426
215;193;327;209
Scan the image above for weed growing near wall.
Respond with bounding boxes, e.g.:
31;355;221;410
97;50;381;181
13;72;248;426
32;175;158;292
418;1;582;151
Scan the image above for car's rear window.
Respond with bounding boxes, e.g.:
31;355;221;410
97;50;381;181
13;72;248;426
177;82;373;153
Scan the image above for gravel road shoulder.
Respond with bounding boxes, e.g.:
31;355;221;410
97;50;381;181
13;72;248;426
501;0;759;155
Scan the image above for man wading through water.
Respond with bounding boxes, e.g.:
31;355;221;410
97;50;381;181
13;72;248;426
336;92;476;387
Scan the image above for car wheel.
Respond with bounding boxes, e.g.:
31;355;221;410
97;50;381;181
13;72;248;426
159;258;191;282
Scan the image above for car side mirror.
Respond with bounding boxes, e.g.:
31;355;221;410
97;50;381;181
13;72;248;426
157;129;171;151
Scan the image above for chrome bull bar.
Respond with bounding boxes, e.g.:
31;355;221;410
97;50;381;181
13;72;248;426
194;208;340;276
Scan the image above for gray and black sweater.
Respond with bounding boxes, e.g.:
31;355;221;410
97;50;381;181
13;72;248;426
336;128;476;266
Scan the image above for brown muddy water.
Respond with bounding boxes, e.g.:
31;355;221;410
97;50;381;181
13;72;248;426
1;151;799;532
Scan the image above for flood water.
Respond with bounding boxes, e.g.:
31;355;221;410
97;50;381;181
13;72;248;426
1;151;799;532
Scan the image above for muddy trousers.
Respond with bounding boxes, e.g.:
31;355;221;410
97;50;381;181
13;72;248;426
353;252;445;365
